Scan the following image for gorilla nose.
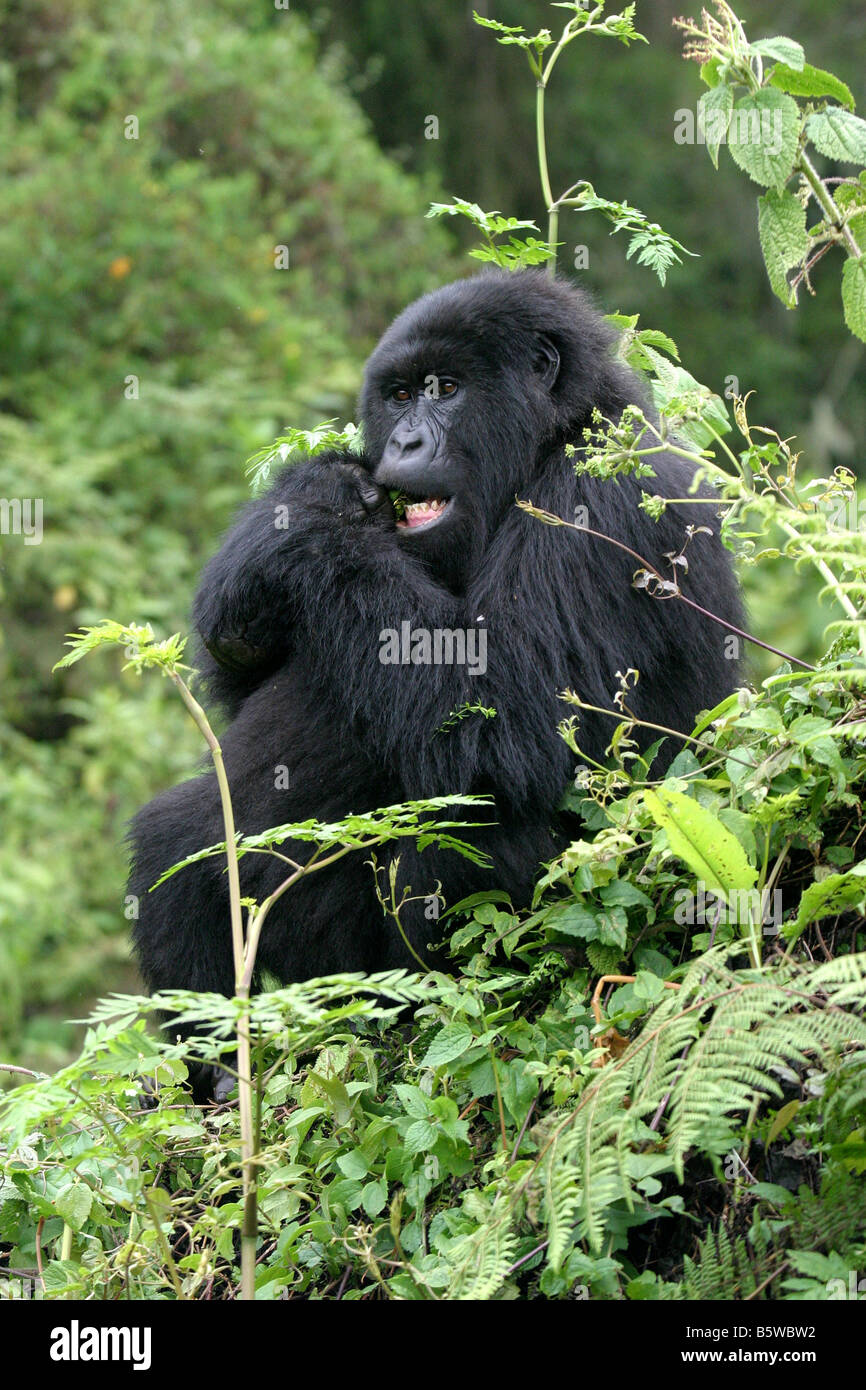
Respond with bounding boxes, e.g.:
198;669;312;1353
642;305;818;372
382;430;431;468
379;416;440;475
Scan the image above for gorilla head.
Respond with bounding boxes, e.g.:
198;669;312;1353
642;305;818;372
360;271;636;583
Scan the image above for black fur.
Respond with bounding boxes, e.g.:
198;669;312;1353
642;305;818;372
129;270;742;1067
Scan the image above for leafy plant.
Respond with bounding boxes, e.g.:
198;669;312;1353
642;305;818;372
675;1;866;340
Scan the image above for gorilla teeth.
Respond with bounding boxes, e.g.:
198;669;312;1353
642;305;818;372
401;498;449;528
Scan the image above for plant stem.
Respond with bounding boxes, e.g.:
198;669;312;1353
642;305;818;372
170;671;255;1298
799;149;863;261
519;502;815;669
536;79;556;276
170;674;244;983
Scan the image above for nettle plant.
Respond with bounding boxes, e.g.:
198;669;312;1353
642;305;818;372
675;1;866;339
1;0;865;1303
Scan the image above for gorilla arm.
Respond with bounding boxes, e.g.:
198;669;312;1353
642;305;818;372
194;452;569;818
192;451;393;714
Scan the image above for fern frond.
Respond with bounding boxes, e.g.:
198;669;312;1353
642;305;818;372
445;1197;518;1300
536;947;866;1250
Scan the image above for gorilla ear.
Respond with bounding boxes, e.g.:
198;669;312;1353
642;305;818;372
532;335;560;390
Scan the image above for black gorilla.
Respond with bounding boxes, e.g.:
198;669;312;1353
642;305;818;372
130;270;741;1074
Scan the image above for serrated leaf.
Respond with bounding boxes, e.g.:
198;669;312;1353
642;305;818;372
750;37;804;70
769;63;855;109
421;1022;473;1068
544;901;598;939
806;108;866;164
403;1119;438;1154
336;1149;369;1180
635;328;679;360
54;1183;92;1231
698;84;733;169
842;258;866;343
728;89;800;188
758;188;810;307
596;907;628;949
644;788;757;899
586;941;624;974
394;1083;431;1118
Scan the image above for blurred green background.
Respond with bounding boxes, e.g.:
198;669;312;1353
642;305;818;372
0;0;863;1069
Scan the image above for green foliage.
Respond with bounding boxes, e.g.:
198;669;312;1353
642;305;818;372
246;421;364;492
473;3;645;81
427;199;556;269
570;183;697;286
2;0;865;1303
0;0;453;1059
677;1;866;338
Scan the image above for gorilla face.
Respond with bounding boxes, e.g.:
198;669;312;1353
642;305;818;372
359;274;565;585
367;370;468;565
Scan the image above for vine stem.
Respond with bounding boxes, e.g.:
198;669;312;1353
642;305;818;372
517;501;815;669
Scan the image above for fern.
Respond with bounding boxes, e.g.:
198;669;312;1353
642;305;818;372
682;1221;775;1300
544;1137;583;1271
444;1196;519;1300
536;946;866;1251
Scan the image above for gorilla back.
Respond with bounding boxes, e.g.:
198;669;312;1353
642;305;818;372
129;270;742;1047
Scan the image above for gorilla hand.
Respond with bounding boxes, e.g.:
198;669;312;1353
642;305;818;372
324;461;395;529
194;452;394;684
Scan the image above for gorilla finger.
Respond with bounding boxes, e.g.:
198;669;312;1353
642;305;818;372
204;632;270;673
342;463;390;513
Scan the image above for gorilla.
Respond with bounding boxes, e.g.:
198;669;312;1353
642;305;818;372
129;270;742;1088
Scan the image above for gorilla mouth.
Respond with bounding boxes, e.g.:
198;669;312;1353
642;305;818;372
397;496;453;530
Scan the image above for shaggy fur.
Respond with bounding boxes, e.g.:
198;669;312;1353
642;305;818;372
129;270;742;1057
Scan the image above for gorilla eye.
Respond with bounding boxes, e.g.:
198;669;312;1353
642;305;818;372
391;386;412;403
440;379;458;396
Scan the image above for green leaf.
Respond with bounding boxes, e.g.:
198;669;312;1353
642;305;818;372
54;1183;92;1231
806;108;866;164
767;1099;801;1146
596;907;628;949
336;1149;369;1180
757;189;810;308
421;1022;474;1068
750;37;804;70
842;257;866;343
768;63;855;109
698;84;733;169
789;862;866;939
700;56;722;88
394;1084;431;1118
361;1179;388;1218
544;901;598;939
728;90;800;188
634;328;680;360
644;788;758;900
305;1071;354;1127
403;1119;438;1155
